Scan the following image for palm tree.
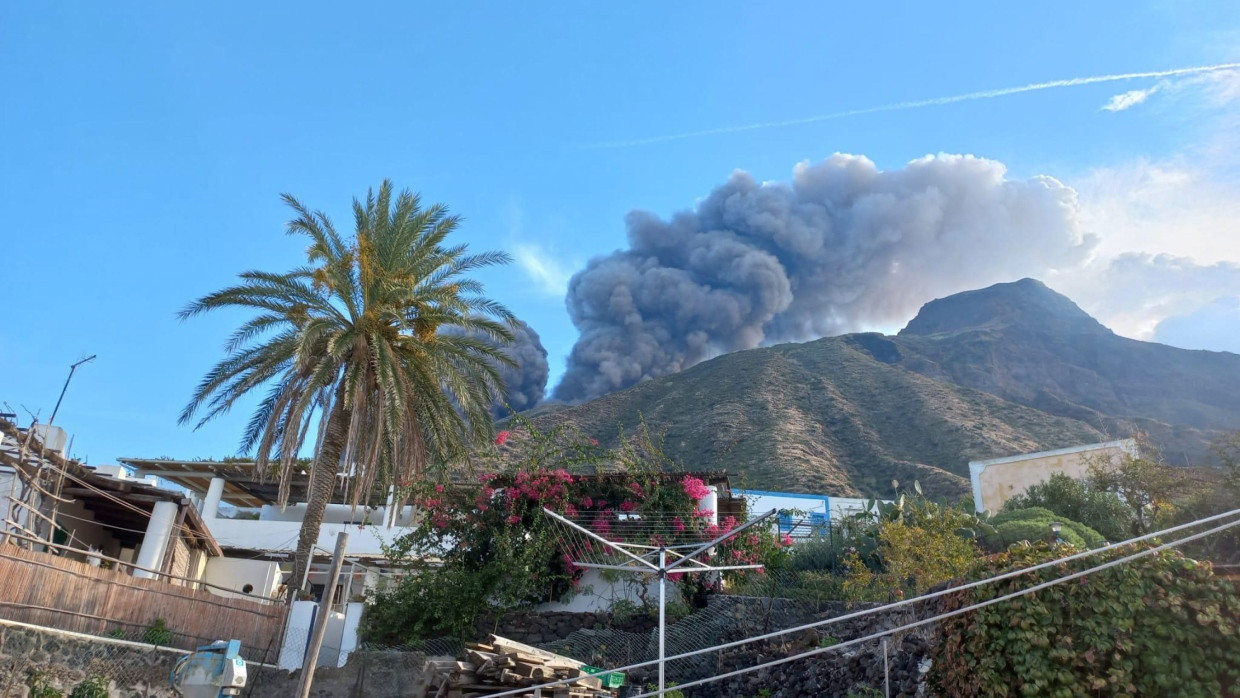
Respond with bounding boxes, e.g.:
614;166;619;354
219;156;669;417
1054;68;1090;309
180;180;516;595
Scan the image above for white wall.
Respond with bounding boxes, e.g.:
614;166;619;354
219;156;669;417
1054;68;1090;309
0;468;17;530
202;557;282;600
0;467;44;540
969;439;1138;513
257;502;416;527
279;601;317;671
206;518;400;558
535;570;669;613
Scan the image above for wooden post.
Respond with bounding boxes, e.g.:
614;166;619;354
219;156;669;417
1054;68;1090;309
296;531;348;698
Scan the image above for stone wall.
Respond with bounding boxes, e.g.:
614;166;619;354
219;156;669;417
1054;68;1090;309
0;620;423;698
0;593;939;697
477;610;657;646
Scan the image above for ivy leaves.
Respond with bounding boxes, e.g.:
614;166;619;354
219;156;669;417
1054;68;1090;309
928;543;1240;696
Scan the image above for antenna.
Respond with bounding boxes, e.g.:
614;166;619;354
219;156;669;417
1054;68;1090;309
49;354;96;425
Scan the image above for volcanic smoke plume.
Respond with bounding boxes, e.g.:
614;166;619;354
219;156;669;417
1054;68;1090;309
447;319;549;418
554;153;1097;401
494;319;549;417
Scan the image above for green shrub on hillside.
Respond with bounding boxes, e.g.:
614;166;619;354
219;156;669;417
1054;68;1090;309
1001;473;1130;541
984;507;1105;549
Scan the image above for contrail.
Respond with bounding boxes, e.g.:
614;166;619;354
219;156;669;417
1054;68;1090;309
586;62;1240;149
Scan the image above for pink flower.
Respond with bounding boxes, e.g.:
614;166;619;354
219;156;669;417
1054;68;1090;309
781;534;794;547
495;430;510;446
620;500;636;512
506;515;521;525
590;438;599;446
667;572;684;583
672;517;685;533
435;484;444;493
581;496;594;508
681;475;711;500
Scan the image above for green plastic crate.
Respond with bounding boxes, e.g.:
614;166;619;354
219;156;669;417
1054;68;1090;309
581;665;625;688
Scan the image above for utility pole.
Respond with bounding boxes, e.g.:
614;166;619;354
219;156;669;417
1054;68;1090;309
296;531;348;698
49;355;96;425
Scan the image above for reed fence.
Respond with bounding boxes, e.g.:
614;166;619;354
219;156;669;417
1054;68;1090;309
0;543;285;659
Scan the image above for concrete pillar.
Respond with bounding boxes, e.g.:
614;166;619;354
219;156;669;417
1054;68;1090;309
698;485;719;527
202;477;226;519
133;501;177;579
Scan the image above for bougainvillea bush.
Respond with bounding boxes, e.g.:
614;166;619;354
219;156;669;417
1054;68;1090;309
929;542;1240;697
361;420;788;644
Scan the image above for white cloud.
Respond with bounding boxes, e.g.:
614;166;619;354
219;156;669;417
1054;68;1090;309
588;62;1240;148
1153;296;1240;353
1073;159;1240;266
1053;148;1240;343
1102;86;1159;111
514;243;575;297
1101;67;1240;114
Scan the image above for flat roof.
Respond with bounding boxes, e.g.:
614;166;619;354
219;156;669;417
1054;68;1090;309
120;459;740;509
968;438;1137;469
118;458;374;508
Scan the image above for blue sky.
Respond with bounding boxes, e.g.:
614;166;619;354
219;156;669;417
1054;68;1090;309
2;2;1238;463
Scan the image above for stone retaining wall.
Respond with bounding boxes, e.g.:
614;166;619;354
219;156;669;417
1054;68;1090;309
0;620;422;698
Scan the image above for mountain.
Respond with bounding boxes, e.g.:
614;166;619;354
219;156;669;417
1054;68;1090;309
526;279;1240;498
891;279;1240;464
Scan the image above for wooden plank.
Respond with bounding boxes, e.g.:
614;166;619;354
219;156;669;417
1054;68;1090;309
490;635;588;670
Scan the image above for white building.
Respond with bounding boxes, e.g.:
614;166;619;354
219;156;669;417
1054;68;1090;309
1;424;222;586
119;458;408;603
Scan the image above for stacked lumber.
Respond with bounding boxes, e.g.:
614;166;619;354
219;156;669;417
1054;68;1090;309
421;635;617;698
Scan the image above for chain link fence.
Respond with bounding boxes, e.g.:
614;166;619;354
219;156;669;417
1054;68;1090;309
0;616;297;698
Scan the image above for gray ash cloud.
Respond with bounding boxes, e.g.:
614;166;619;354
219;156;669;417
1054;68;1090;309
448;319;549;417
554;153;1097;401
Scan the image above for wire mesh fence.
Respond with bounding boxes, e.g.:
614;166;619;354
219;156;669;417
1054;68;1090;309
0;612;296;697
349;559;927;697
0;618;187;697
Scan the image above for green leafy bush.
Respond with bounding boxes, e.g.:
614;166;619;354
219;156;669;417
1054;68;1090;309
27;671;64;698
1001;472;1131;542
142;618;174;646
68;676;109;698
929;542;1240;696
362;420;785;644
984;507;1105;549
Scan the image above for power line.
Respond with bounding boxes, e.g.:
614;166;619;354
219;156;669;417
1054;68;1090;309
634;514;1240;697
480;506;1240;698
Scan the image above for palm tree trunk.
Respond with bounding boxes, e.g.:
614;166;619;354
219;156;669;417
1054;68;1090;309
289;396;352;602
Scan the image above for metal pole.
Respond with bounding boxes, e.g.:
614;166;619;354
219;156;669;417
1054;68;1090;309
658;547;666;697
297;531;348;698
49;355;95;425
882;636;890;698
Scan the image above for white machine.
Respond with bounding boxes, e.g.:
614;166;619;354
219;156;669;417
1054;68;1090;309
170;640;248;697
